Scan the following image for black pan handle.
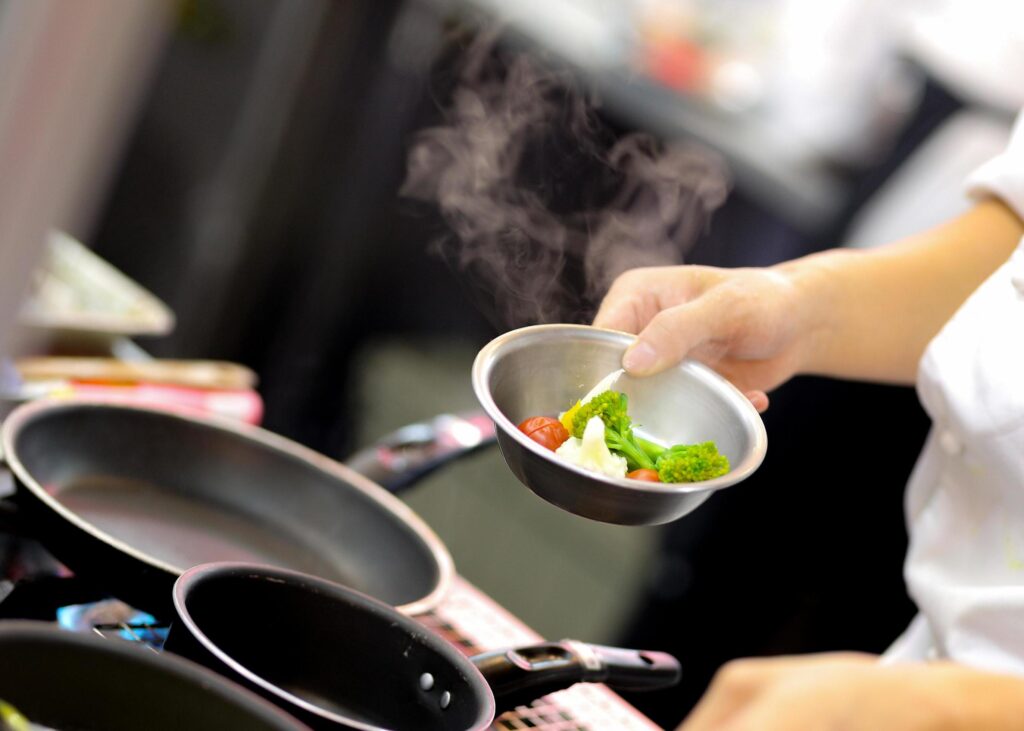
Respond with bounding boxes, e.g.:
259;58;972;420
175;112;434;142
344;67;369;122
344;411;496;494
472;640;681;715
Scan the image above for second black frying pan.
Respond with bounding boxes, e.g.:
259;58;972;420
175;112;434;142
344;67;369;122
0;399;454;617
166;563;682;731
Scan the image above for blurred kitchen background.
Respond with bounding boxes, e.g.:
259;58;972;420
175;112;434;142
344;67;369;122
2;0;1022;728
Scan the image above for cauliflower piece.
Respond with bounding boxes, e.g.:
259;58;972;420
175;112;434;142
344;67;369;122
555;415;628;479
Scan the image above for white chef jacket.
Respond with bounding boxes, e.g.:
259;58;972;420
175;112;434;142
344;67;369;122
884;111;1024;673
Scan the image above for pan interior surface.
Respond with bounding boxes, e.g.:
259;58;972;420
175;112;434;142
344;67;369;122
11;405;444;609
56;474;346;579
182;570;490;731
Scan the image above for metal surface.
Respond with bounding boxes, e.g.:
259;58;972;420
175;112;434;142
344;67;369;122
0;400;453;616
169;563;497;731
413;583;664;731
344;411;496;493
472;324;767;525
0;620;309;731
0;574;665;730
167;563;679;731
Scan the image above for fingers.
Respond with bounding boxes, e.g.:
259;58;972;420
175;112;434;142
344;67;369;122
593;267;709;334
594;266;790;399
744;390;769;413
593;296;646;335
678;658;783;731
622;294;729;376
678;654;878;731
592;270;659;334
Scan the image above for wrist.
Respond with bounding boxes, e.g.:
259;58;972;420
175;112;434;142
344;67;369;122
771;249;852;376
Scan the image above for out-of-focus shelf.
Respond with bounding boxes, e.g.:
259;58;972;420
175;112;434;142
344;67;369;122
585;70;847;230
430;0;849;231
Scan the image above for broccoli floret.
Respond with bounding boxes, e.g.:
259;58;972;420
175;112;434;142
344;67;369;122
571;391;655;471
571;391;629;438
656;442;730;483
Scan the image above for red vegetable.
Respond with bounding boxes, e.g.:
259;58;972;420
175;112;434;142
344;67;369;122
627;468;661;482
518;416;570;451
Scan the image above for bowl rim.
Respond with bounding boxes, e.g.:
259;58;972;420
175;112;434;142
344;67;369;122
471;324;767;495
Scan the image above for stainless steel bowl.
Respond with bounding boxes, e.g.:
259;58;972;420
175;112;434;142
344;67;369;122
472;324;767;525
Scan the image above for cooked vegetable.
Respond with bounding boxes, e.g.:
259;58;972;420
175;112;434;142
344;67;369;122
555;416;628;478
567;389;729;483
635;435;668;463
518;416;570;451
654;442;730;483
569;390;656;471
558;400;581;431
627;468;661;482
521;385;730;484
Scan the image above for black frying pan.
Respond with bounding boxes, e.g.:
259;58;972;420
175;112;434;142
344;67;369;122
0;400;454;617
166;563;681;731
0;620;310;730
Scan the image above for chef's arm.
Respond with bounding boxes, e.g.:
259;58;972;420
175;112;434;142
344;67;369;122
595;197;1023;404
780;198;1024;384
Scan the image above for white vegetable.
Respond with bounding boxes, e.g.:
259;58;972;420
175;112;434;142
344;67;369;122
555;416;628;479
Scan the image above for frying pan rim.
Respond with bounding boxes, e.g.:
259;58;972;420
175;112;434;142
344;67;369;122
0;619;312;730
0;398;455;615
172;561;496;731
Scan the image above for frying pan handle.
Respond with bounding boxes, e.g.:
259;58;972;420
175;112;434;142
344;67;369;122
343;411;496;494
473;640;681;715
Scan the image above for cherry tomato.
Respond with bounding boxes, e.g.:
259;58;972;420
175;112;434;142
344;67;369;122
627;469;661;482
518;416;570;451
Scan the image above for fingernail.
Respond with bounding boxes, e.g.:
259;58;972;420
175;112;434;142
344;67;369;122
623;342;658;374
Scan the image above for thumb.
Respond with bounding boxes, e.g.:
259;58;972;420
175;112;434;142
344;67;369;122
622;298;725;376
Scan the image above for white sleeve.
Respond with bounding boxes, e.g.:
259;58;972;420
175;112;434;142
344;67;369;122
965;110;1024;220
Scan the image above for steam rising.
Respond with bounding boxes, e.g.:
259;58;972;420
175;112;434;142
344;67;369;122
402;36;729;327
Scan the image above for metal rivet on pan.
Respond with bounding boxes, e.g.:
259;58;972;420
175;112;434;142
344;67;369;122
440;691;451;709
419;673;434;691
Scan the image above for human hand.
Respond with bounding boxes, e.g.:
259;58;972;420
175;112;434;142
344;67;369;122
593;265;816;411
677;653;1024;731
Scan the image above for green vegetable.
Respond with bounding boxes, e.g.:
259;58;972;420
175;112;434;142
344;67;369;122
655;442;730;483
635;435;667;463
568;390;730;482
571;391;655;471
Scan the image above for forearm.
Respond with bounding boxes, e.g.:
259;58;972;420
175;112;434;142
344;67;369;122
930;661;1024;729
780;198;1024;384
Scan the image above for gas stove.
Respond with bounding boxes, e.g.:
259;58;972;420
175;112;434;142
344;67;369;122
0;530;661;730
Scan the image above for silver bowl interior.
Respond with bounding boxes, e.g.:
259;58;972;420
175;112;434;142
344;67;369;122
472;325;767;525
